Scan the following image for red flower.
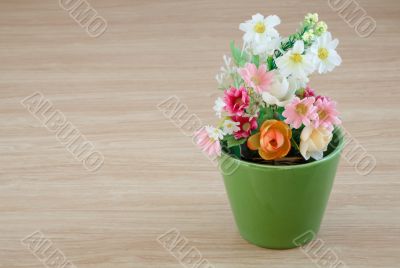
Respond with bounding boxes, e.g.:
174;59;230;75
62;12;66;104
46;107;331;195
224;87;250;116
303;86;315;98
231;115;258;139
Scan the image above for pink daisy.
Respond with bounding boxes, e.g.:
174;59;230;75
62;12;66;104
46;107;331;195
239;63;273;93
315;95;328;101
231;116;258;139
314;97;341;131
223;86;250;116
194;126;222;157
282;97;318;129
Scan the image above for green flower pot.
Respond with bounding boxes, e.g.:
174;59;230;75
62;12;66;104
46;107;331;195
219;129;344;249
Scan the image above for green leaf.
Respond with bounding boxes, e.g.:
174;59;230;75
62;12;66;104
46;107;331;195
290;127;303;153
239;142;259;160
230;41;248;67
252;55;260;67
274;106;285;120
230;145;241;158
224;134;246;148
257;106;274;128
232;75;240;88
267;56;276;71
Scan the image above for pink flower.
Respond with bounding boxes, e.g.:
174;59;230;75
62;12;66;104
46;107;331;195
231;116;258;139
303;85;315;98
282;97;318;129
194;126;222;157
314;97;341;131
239;63;273;93
224;87;250;116
315;95;328;101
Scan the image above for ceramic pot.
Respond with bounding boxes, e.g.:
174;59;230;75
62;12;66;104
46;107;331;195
219;129;344;249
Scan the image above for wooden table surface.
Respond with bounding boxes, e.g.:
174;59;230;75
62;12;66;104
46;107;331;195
1;0;399;267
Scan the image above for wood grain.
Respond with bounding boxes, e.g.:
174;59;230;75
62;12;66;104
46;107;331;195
0;0;399;267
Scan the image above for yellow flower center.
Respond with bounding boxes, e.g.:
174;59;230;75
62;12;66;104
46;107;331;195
290;53;303;63
242;122;250;131
251;75;261;85
254;22;266;33
234;98;242;106
318;48;329;60
296;103;308;115
318;110;328;121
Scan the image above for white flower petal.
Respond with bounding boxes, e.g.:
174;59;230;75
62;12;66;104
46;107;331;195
328;38;339;50
266;28;279;38
239;22;252;32
329;50;342;65
300;126;333;160
292;40;305;54
300;126;313;140
252;13;264;22
310;150;324;161
265;15;281;27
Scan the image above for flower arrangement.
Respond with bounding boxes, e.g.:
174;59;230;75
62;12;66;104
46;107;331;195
195;13;342;164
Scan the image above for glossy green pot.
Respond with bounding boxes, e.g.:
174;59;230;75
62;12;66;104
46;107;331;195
219;129;344;249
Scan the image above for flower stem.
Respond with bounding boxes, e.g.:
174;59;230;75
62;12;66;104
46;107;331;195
291;137;300;152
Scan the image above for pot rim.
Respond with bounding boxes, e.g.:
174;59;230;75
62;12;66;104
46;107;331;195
220;127;344;170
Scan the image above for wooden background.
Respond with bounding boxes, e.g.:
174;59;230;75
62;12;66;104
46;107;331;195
1;0;399;267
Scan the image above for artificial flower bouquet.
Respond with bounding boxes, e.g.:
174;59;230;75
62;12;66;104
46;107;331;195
195;13;342;165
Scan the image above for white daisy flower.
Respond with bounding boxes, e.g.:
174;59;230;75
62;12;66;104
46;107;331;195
213;97;225;118
222;120;240;135
239;13;281;47
205;126;224;140
310;32;342;74
275;40;315;80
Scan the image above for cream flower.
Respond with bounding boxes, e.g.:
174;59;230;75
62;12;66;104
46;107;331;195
305;13;319;24
275;40;314;80
222;119;240;135
315;21;328;35
302;29;315;43
261;70;295;107
310;32;342;74
299;125;333;160
239;14;281;47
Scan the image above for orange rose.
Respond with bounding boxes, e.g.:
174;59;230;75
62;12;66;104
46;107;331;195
247;120;292;160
